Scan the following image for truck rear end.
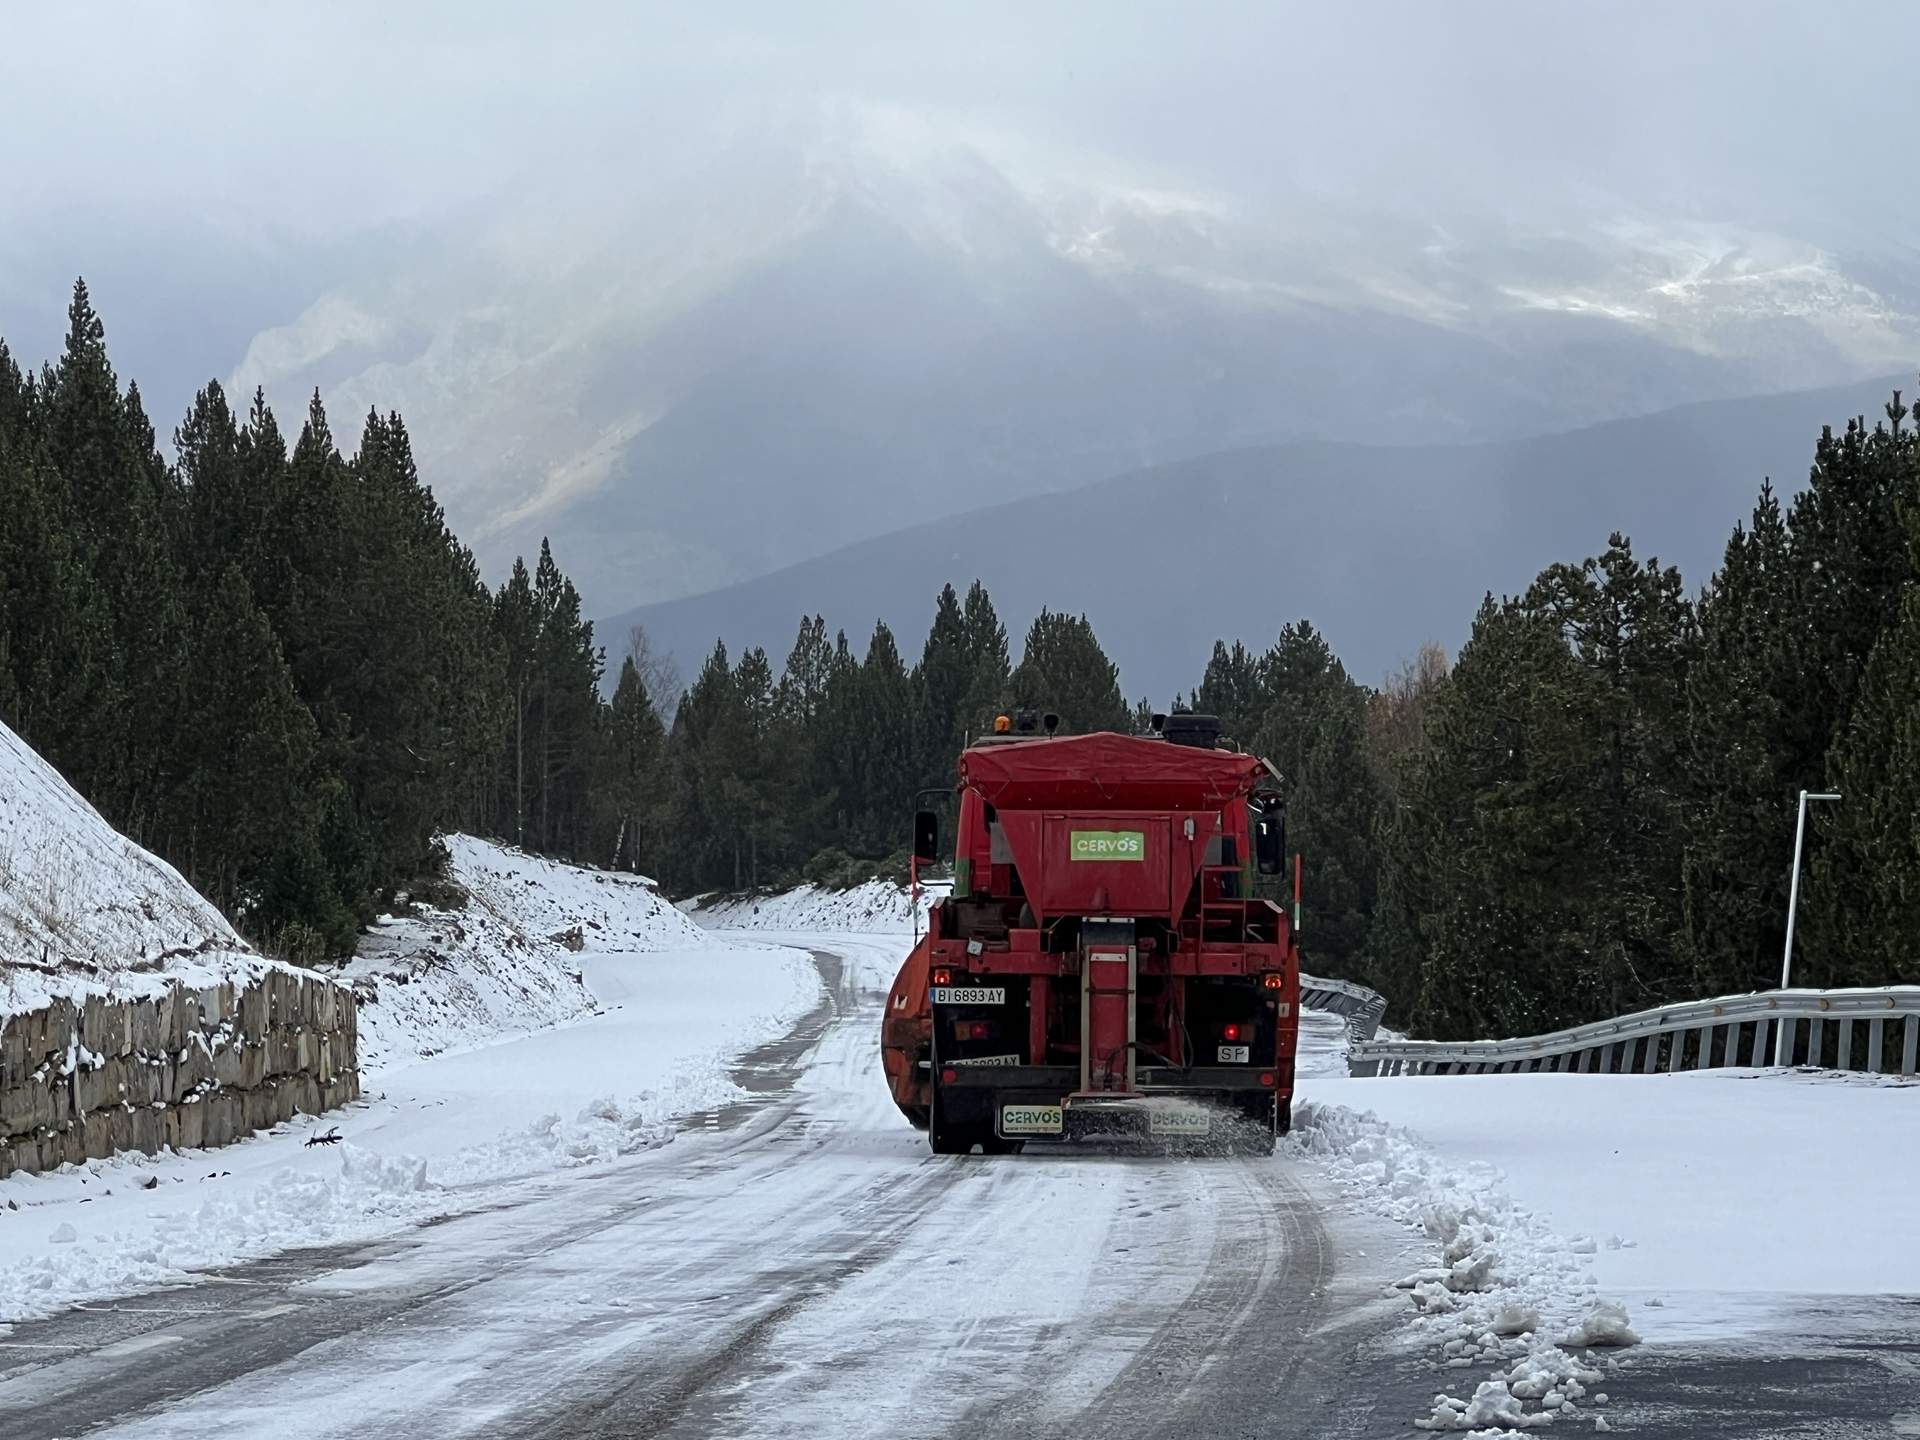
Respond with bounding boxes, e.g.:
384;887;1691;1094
880;718;1300;1155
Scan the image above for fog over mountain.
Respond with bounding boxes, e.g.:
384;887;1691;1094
6;4;1918;637
609;371;1916;700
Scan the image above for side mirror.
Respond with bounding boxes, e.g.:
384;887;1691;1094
913;809;941;864
1253;798;1285;875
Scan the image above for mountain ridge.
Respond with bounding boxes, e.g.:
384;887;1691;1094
605;368;1916;699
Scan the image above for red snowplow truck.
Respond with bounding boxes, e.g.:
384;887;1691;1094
881;712;1301;1155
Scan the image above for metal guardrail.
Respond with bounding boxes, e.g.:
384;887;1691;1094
1349;986;1920;1078
1299;973;1388;1047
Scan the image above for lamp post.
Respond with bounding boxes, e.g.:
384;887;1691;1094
1775;789;1841;1065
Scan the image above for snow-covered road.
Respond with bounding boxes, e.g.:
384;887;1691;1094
8;923;1919;1438
0;934;1418;1440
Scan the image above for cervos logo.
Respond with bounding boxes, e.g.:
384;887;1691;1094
1069;829;1145;861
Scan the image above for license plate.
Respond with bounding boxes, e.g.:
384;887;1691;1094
1149;1107;1212;1137
1217;1045;1250;1063
952;1053;1021;1067
1000;1103;1064;1135
932;986;1005;1005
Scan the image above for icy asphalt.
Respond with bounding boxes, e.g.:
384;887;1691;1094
3;936;1917;1439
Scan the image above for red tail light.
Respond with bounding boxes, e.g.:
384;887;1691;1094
940;1067;958;1084
1222;1022;1244;1043
1261;972;1285;990
957;1021;995;1041
1259;1071;1276;1087
931;967;953;987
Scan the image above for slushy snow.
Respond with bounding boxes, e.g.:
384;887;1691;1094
1;831;819;1326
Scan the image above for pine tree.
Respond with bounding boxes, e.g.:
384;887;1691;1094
733;645;782;885
1289;692;1382;980
494;558;539;846
915;583;972;787
175;382;249;583
852;621;918;856
1193;639;1265;741
0;418;117;770
606;656;665;873
1249;621;1350;786
1680;482;1800;996
1810;555;1920;988
1009;609;1128;733
956;580;1011;740
1802;393;1920;984
1382;596;1590;1037
178;566;328;926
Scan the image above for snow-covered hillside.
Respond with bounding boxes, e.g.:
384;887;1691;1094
344;834;715;1073
685;879;940;935
0;722;243;969
0;721;292;1019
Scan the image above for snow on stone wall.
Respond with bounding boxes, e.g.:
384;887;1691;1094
0;721;360;1176
0;957;360;1179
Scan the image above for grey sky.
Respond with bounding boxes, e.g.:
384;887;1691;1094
6;2;1915;243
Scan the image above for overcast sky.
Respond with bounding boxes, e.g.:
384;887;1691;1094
5;2;1915;241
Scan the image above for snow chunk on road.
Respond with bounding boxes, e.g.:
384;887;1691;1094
1416;1379;1552;1430
1559;1300;1641;1348
1490;1303;1541;1337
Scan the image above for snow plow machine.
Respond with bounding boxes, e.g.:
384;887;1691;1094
881;712;1301;1155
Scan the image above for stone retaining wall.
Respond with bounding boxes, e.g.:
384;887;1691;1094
0;967;358;1178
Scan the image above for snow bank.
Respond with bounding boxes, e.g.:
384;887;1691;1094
342;834;714;1072
1300;1070;1920;1319
1294;1065;1920;1425
687;879;943;935
0;720;268;1016
1288;1099;1639;1432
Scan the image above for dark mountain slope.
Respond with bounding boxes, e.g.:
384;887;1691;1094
607;371;1913;697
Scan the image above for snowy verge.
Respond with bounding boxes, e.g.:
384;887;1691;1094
1287;1099;1639;1432
685;878;944;935
1301;1070;1920;1328
2;922;819;1325
1291;1064;1920;1429
341;834;714;1073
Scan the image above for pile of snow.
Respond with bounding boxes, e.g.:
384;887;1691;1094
1293;1064;1920;1427
1287;1100;1640;1432
341;835;716;1073
687;878;942;935
1299;1069;1920;1329
0;721;266;1014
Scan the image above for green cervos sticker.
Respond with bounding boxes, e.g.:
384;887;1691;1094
1069;829;1145;861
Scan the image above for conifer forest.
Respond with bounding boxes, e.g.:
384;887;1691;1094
3;283;1915;1037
